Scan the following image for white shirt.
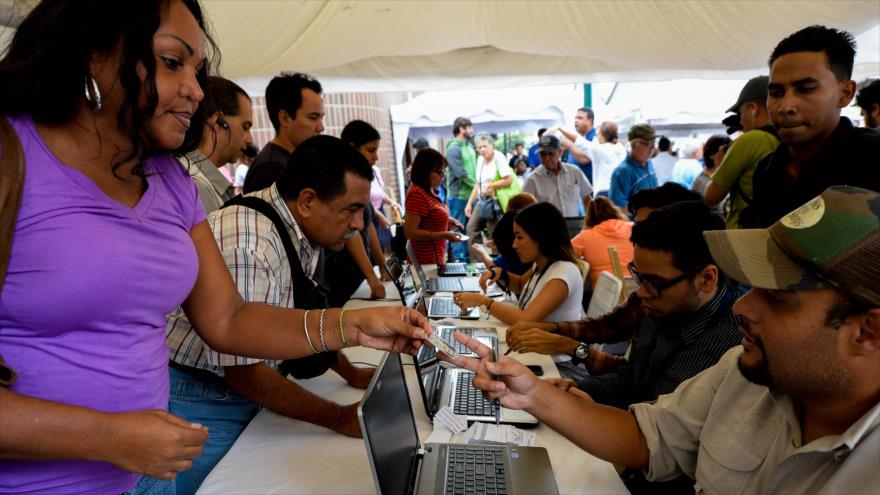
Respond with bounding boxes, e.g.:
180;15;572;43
519;261;585;322
573;136;627;193
522;162;593;217
652;151;678;185
234;164;249;188
475;150;513;192
632;347;880;494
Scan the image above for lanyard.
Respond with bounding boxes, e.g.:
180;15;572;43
517;261;555;310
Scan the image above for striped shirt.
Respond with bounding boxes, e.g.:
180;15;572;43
405;184;449;264
165;184;321;376
579;281;742;409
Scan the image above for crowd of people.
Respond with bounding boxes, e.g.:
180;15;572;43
0;2;877;495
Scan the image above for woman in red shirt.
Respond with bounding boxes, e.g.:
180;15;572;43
404;149;464;264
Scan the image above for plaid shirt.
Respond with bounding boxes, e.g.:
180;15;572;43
165;184;320;376
562;292;645;343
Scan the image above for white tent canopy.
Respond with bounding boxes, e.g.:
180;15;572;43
207;1;880;93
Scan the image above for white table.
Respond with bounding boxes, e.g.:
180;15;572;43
198;269;628;494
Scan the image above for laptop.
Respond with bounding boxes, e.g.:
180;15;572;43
437;262;487;277
358;353;558;495
407;242;489;294
386;256;480;319
412;338;539;428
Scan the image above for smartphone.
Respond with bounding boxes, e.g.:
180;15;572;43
526;365;544;376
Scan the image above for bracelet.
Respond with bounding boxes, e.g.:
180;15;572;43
303;310;318;354
318;308;329;352
485;298;494;312
339;309;348;347
554;322;561;333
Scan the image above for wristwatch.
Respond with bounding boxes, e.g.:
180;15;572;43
574;343;590;362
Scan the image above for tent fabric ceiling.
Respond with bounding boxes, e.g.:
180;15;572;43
199;0;880;92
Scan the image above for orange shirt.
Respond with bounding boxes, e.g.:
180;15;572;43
571;219;634;287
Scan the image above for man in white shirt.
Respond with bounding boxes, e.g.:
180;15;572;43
652;136;678;185
522;135;593;217
549;121;626;194
452;186;880;495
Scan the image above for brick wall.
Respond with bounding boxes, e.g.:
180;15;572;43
249;92;409;202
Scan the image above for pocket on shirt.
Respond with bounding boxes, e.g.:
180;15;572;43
696;414;772;494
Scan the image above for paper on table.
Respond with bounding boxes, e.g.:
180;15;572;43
467;422;536;447
426;406;536;447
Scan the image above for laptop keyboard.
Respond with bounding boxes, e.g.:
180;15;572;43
433;278;462;292
453;371;496;416
432;298;461;316
421;328;476;362
442;263;468;275
444;445;507;495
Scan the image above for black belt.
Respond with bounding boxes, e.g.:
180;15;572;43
168;360;226;385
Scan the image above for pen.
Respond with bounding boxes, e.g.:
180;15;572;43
503;347;513;356
492;345;501;426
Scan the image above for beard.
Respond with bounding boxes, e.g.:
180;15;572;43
736;316;773;388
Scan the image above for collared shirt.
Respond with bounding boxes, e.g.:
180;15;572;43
609;155;659;208
165;184;321;375
180;149;235;214
580;282;741;409
522;161;593;216
573;136;627;193
751;117;880;227
632;347;880;494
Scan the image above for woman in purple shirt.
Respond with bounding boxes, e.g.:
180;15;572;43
0;1;430;494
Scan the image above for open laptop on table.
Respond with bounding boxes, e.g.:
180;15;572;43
412;336;539;428
407;242;496;294
358;352;557;495
437;261;487;277
386;257;480;319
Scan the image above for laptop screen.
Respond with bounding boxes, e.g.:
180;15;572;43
414;341;442;416
360;353;421;495
400;266;420;308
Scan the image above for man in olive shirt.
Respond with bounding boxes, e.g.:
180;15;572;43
704;76;779;229
444;117;476;261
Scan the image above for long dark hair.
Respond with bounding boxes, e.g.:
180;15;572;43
409;148;445;194
0;0;218;176
514;202;585;277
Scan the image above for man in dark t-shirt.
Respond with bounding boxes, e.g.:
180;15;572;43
243;73;325;193
750;26;880;227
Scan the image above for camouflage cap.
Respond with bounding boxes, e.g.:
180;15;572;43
627;124;656;142
704;186;880;306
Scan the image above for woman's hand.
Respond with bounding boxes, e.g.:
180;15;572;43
444;231;464;242
482;183;494;197
448;217;464;230
442;333;542;411
464;202;473;218
348;306;431;355
453;292;487;310
367;277;386;299
479;267;504;292
104;410;209;479
506;327;580;356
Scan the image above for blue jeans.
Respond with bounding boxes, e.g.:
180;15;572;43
448;197;468;262
129;367;261;495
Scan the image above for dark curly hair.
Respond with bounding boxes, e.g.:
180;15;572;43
514;202;585;277
0;0;218;176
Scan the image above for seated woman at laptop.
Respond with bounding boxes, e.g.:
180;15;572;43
571;196;634;287
454;202;587;325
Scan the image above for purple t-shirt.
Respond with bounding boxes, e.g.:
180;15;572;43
0;114;206;494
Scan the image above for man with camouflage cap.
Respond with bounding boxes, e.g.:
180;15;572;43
448;185;880;494
609;124;659;209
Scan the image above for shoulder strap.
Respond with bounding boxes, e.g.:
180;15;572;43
222;195;329;309
0;115;25;296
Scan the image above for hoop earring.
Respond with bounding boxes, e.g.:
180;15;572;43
84;75;102;112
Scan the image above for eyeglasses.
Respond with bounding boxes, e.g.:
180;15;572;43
627;261;705;298
430;168;447;175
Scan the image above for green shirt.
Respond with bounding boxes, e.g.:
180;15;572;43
710;129;779;229
445;138;477;200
